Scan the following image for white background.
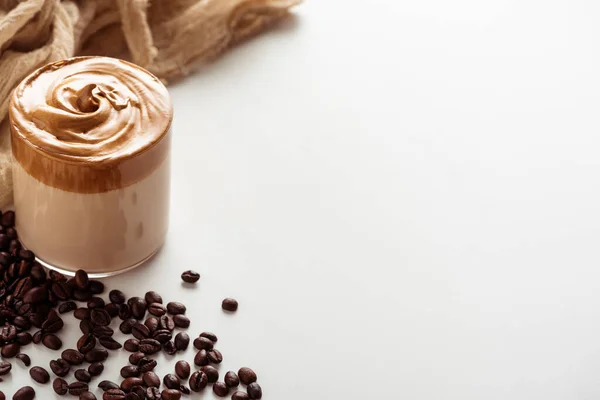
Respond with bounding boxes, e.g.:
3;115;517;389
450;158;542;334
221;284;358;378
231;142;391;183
6;0;600;399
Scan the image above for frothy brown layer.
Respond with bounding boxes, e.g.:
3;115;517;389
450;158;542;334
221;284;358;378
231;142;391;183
10;56;173;193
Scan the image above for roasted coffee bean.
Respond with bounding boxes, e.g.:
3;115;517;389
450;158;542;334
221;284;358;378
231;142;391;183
137;358;157;373
160;389;181;400
175;361;190;379
163;374;180;389
120;319;137;334
98;381;120;392
232;391;250;400
179;386;190;395
93;326;114;338
130;298;147;320
74;269;89;289
16;332;32;346
99;337;122;350
194;350;209;366
74;308;91;320
109;290;126;304
14;278;33;298
53;378;68;395
0;361;11;375
80;392;97;400
148;303;166;317
75;368;92;382
23;286;47;304
0;211;14;228
88;362;104;376
118;304;131;320
80;319;92;335
144;291;162;304
51;280;70;300
146;387;161;400
0;325;17;341
193;337;214;351
144;317;159;333
124;339;140;352
105;303;120;318
73;289;92;301
172;314;189;328
174;332;189;351
125;391;141;400
222;298;238;312
120;377;143;392
41;309;63;332
13;386;35;400
77;334;96;353
139;339;161;354
238;368;257;385
213;382;229;397
143;371;161;388
62;349;84;365
103;389;126;400
120;365;140;378
85;348;108;363
201;365;219;383
0;252;11;266
180;270;200;283
2;342;19;357
49;358;70;377
88;297;105;309
88;280;104;294
90;309;111;326
159;315;175;331
166;302;186;315
225;371;240;387
132;323;150;340
14;316;31;330
247;383;262;399
16;354;30;367
163;341;177;355
59;301;77;314
128;352;145;365
189;371;208;392
208;349;223;364
29;366;50;384
153;329;172;344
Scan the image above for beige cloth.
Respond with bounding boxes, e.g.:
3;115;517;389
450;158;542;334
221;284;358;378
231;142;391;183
0;0;301;207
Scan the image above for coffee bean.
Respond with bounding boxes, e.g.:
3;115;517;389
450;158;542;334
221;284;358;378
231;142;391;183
13;386;34;400
163;340;177;355
222;298;238;312
180;270;200;283
225;371;240;387
160;389;181;400
144;291;163;304
153;329;172;344
175;361;190;379
145;317;159;333
1;211;14;228
146;387;161;400
213;382;229;397
166;302;186;315
232;392;250;400
193;337;214;351
88;362;104;376
59;301;77;314
143;371;161;387
163;374;181;389
99;337;122;350
103;389;126;400
0;325;17;342
201;365;219;383
189;371;208;392
29;366;50;383
148;303;166;317
179;386;190;395
90;309;111;326
41;309;63;332
128;352;145;365
93;325;114;338
2;342;20;357
120;377;143;392
14;316;31;330
73;289;92;301
121;365;140;378
118;304;131;320
53;378;68;395
247;383;262;399
159;315;174;331
172;314;189;328
208;349;223;364
137;357;157;373
139;339;161;354
75;368;92;382
0;361;11;375
125;390;142;400
80;392;97;400
84;348;108;363
194;350;209;366
77;334;96;353
80;319;92;334
88;297;105;309
98;381;119;391
74;269;89;289
89;280;104;294
74;308;91;320
16;354;30;367
174;332;189;351
238;367;257;385
120;319;137;334
105;303;120;318
49;358;70;377
132;323;150;340
62;349;84;365
16;332;32;346
124;339;140;352
109;290;126;304
23;286;47;304
130;298;147;320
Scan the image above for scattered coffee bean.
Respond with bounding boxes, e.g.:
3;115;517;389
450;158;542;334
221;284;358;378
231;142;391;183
74;269;89;289
153;329;172;344
138;357;157;373
172;314;189;328
77;334;96;353
74;308;91;320
160;389;181;400
143;371;161;387
208;349;223;364
120;377;143;392
132;323;150;340
225;371;240;387
109;290;126;304
105;303;120;318
103;388;126;400
16;332;32;346
0;361;11;375
222;298;238;312
121;365;140;378
49;358;70;377
146;387;161;400
29;366;49;384
145;317;159;333
180;270;200;283
16;354;30;367
193;336;214;351
194;350;209;366
75;368;92;382
98;381;120;392
80;392;97;400
120;319;137;334
53;378;68;395
129;352;145;365
62;349;84;365
32;331;42;344
159;315;175;331
174;332;189;351
89;280;104;294
130;298;147;320
118;304;131;320
163;340;177;355
59;301;77;314
232;391;250;400
80;320;92;335
189;371;208;392
175;360;190;379
93;325;114;338
124;339;140;352
179;386;190;395
87;297;105;309
166;302;186;315
201;365;219;383
85;348;108;363
213;382;229;397
148;303;167;317
2;342;20;357
163;374;181;389
99;337;122;350
247;383;262;399
144;291;163;304
13;386;35;400
139;339;161;354
238;367;257;385
90;309;111;326
88;362;104;376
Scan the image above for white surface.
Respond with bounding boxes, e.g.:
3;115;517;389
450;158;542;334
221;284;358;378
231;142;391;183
6;0;600;399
